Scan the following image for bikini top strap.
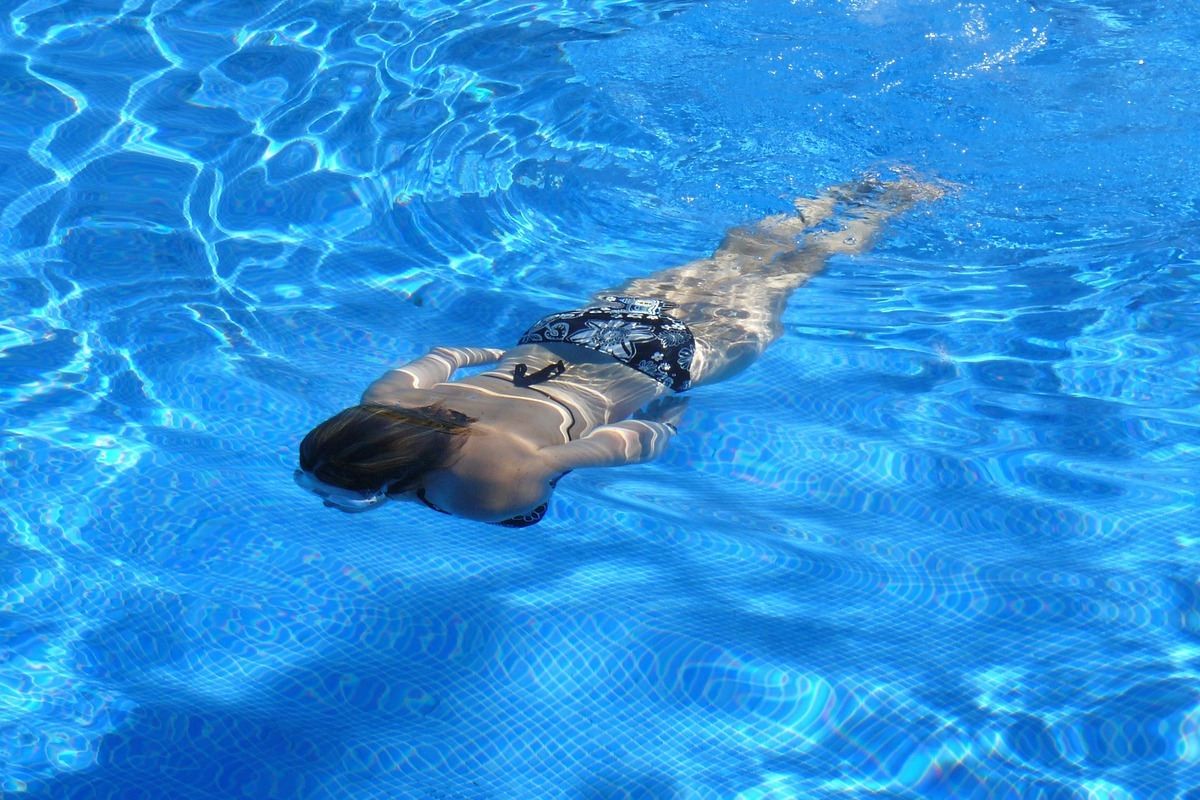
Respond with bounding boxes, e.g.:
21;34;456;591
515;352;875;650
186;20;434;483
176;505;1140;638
512;359;567;388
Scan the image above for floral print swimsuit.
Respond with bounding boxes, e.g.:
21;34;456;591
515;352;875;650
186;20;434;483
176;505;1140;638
517;296;695;392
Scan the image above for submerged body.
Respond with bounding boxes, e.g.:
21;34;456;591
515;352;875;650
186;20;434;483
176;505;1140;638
299;177;943;523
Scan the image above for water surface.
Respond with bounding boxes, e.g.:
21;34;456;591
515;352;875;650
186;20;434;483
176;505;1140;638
2;0;1199;797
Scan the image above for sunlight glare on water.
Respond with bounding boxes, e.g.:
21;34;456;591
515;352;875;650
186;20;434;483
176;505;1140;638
1;0;1199;797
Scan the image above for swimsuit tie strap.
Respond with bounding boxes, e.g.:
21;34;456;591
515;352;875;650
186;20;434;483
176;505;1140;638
512;360;566;387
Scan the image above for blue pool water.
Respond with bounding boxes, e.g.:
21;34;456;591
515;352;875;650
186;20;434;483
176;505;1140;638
2;0;1199;797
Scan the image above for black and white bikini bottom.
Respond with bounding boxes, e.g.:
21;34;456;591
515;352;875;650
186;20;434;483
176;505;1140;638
517;296;694;392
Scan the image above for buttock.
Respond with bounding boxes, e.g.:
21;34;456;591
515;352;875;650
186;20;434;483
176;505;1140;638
518;296;694;391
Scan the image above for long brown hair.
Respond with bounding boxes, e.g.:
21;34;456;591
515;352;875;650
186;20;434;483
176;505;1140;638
298;403;475;493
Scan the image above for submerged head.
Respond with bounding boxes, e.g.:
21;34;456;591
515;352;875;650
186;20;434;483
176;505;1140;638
296;403;475;511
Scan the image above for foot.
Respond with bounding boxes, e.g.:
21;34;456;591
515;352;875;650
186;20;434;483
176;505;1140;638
793;195;837;228
807;172;946;255
876;175;947;208
828;171;948;214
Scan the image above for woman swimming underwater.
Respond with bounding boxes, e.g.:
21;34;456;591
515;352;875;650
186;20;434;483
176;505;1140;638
296;176;943;525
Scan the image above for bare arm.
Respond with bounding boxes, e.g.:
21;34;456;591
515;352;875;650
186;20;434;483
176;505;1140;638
362;346;504;403
541;419;677;470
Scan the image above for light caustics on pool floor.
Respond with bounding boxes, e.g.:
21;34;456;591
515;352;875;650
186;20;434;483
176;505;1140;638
2;0;1200;797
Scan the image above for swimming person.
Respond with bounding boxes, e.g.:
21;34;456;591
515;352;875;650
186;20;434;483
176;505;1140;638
296;175;944;525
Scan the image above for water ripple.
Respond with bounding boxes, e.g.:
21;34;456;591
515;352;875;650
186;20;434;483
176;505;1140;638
3;0;1200;796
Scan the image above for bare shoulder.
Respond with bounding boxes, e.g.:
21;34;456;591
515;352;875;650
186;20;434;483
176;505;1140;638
362;382;474;409
428;423;560;522
360;385;431;407
455;423;558;483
